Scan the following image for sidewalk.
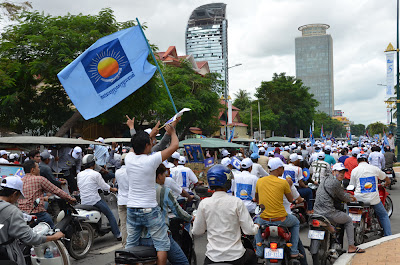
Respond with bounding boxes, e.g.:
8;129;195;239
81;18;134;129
335;234;400;265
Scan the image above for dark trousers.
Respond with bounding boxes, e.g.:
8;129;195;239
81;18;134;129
204;249;257;265
342;178;350;188
62;168;78;192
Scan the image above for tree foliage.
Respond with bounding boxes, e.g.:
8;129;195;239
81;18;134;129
313;112;347;138
367;121;388;136
351;124;366;136
233;89;251;111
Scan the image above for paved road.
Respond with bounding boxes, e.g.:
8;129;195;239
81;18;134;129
71;184;400;265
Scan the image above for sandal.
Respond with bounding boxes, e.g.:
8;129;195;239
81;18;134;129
290;253;304;259
348;247;366;254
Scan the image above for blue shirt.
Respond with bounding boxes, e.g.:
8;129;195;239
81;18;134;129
324;154;336;166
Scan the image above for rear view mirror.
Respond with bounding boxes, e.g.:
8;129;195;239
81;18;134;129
34;198;40;207
346;185;355;191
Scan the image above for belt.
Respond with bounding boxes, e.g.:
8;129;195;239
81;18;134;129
261;216;287;222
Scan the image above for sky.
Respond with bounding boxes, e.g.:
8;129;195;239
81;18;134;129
30;0;398;126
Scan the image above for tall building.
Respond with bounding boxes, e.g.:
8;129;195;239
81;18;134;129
185;3;228;92
295;24;334;116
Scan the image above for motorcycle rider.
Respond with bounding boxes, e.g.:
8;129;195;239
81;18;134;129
193;164;259;265
172;156;198;199
313;163;365;254
309;152;331;184
349;153;392;236
232;158;258;214
0;176;65;265
249;153;268;178
383;146;396;169
255;157;300;259
77;154;121;240
343;147;360;188
368;146;385;170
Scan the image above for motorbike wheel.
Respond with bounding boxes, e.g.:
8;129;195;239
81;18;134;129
312;236;329;265
385;196;393;218
354;218;365;246
55;240;71;265
65;222;94;260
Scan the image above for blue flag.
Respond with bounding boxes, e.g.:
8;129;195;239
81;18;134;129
228;127;235;142
250;142;259;154
58;26;157;119
309;125;315;145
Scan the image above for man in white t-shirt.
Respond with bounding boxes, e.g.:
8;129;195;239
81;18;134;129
250;153;268;178
172;156;198;195
232;158;258;213
350;153;392;236
125;124;179;265
0;150;10;164
115;153;129;247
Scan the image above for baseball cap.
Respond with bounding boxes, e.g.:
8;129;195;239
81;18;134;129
289;153;299;162
221;157;231;167
268;157;285;171
352;147;361;156
274;147;281;153
250;153;260;159
284;146;290;151
0;150;8;156
95;137;105;143
1;176;24;197
162;160;174;169
40;151;51;160
332;163;348;171
297;155;304;161
268;151;274;156
241;158;253;169
178;156;186;165
317;152;325;159
72;146;82;159
9;153;19;160
144;128;152;135
221;150;230;157
357;153;368;160
324;145;331;151
171;152;180;160
258;147;266;153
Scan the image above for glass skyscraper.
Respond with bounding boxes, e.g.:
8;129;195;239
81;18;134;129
186;3;228;91
295;24;334;116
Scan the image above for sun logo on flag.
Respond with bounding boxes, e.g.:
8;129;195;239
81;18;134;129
82;39;132;94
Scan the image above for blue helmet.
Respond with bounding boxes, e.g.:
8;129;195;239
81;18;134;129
207;164;232;189
250;153;260;159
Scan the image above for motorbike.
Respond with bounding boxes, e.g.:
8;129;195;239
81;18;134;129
258;224;300;265
383;167;397;190
308;213;346;265
115;246;157;265
55;198;94;260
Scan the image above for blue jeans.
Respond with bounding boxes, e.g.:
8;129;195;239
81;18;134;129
126;207;170;252
94;200;121;238
373;202;392;236
34;211;54;228
255;214;300;256
140;235;189;265
297;187;313;210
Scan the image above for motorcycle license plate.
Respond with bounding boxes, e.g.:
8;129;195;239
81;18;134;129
264;248;284;259
308;230;325;240
349;213;362;222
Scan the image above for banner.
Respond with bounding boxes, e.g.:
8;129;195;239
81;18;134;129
386;51;395;97
58;26;157;119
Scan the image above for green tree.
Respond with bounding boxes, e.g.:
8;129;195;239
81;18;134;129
254;73;319;137
351;124;366;136
0;8;137;134
313;112;347;138
233;89;251;111
366;122;388;136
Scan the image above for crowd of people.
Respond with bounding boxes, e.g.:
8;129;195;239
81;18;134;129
0;117;396;265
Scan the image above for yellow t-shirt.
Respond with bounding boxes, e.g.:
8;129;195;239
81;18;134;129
256;175;291;219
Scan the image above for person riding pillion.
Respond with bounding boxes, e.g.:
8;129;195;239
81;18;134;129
232;158;258;214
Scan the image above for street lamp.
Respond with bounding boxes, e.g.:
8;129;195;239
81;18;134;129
397;0;400;161
224;63;242;139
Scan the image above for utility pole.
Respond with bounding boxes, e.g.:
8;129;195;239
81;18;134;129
258;100;262;141
250;104;253;138
397;0;400;161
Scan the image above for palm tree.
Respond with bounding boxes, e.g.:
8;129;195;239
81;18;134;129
233;89;251;110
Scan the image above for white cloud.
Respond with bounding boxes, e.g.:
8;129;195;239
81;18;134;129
30;0;398;125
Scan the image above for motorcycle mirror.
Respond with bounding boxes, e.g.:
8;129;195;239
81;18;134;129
255;206;262;215
34;198;40;207
346;185;355;191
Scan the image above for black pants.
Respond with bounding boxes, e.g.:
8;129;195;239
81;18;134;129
62;169;78;192
342;178;350;188
204;249;257;265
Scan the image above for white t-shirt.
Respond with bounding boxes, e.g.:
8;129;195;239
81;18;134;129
172;165;198;192
125;151;162;208
251;163;268;178
115;165;129;206
283;164;303;187
350;162;387;205
0;158;9;164
279;176;301;214
232;171;258;213
77;168;110;206
164;177;182;197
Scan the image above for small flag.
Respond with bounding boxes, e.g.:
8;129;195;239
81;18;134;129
14;168;25;178
228;127;235;142
310;125;315;145
164;108;191;126
58;26;157;119
250;142;259;154
204;157;214;168
231;156;241;170
365;130;370;138
321;125;326;140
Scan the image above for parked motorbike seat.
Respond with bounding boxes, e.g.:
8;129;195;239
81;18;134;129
347;201;365;207
117;246;157;258
309;214;332;225
75;204;100;211
356;201;370;207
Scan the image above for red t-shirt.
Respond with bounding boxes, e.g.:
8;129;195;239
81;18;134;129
344;156;358;180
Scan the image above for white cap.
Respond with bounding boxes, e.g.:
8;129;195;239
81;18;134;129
332;163;348;171
72;146;82;159
178;156;186;165
352;147;361;155
241;158;253;169
221;150;230;157
9;153;19;160
268;157;285;171
289;153;299;162
221;157;231;167
363;147;368;151
324;145;331;151
0;150;7;156
317;152;325;159
263;144;268;148
95;137;104;143
144;128;152;135
284;146;290;151
162;160;174;169
259;147;266;153
332;147;337;152
171;152;180;160
298;155;304;161
357;153;368;160
268;151;274;156
1;176;24;197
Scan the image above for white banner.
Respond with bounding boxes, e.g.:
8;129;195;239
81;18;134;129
386;52;395;97
387;108;391;125
228;100;232;124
